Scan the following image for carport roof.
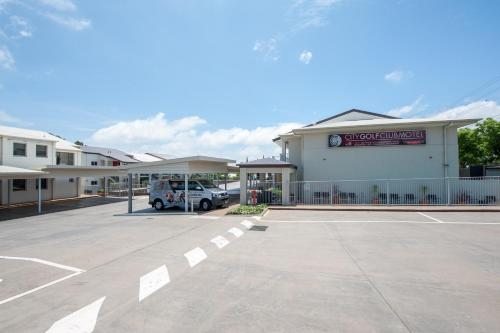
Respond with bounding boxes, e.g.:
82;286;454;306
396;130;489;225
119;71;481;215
0;165;48;179
237;158;296;168
123;155;236;174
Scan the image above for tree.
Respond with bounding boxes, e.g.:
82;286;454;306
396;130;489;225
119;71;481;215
74;140;84;146
458;118;500;167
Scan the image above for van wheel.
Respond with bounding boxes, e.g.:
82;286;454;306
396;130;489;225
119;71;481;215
153;199;164;210
200;199;212;211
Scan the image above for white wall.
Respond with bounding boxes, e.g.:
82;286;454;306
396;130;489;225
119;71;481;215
1;137;56;169
300;125;460;181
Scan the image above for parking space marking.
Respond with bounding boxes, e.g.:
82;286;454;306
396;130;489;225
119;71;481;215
184;247;208;267
0;256;85;306
252;216;262;221
228;227;244;238
240;220;254;229
210;236;230;249
45;296;105;333
417;212;443;223
191;216;220;220
139;265;170;302
0;256;85;273
259;219;500;225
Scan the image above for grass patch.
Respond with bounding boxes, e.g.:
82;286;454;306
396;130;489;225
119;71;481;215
228;204;268;215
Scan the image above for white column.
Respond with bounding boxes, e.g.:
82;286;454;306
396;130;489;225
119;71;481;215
38;177;42;214
282;169;290;205
239;168;247;205
184;173;189;212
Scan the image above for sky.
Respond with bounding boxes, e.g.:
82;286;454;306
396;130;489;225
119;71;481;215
0;0;500;162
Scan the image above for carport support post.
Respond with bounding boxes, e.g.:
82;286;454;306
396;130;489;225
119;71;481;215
239;168;247;205
127;173;133;214
282;169;290;205
37;177;42;214
184;173;189;212
224;173;228;191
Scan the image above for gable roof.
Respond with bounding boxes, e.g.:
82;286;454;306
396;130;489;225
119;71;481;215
0;125;81;152
304;109;398;128
81;145;139;163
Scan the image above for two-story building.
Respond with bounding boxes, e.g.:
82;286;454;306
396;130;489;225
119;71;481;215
0;125;82;205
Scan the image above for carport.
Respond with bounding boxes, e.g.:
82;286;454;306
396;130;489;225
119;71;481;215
237;158;296;205
0;165;49;214
123;156;236;213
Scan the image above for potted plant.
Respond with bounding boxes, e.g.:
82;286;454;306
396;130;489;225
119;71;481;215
419;185;429;204
371;185;380;204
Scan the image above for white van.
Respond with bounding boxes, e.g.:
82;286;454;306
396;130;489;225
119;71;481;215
149;179;229;211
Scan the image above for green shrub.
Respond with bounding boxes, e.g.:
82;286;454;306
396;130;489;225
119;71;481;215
228;204;268;215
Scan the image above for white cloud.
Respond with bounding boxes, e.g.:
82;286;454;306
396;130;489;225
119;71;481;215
431;100;500;121
290;0;341;31
387;95;426;117
4;16;33;38
0;45;14;69
253;38;279;62
384;70;413;83
38;0;76;12
299;50;312;64
88;113;303;162
42;13;91;31
0;110;19;123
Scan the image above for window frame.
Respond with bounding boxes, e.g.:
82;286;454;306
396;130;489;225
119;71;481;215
12;179;27;191
36;144;48;158
13;142;27;157
35;178;48;190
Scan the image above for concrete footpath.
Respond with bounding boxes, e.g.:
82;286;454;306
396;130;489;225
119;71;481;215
270;204;500;212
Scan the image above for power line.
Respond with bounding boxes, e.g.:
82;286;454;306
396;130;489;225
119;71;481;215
444;74;500;110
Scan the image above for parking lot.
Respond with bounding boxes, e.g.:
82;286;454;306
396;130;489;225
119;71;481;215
1;201;499;332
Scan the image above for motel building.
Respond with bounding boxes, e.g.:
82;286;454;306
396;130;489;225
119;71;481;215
239;109;500;206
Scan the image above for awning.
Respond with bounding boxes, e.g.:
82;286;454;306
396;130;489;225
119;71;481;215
42;166;127;177
0;166;49;180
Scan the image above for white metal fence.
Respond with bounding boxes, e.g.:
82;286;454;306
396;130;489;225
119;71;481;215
289;177;500;206
83;183;148;197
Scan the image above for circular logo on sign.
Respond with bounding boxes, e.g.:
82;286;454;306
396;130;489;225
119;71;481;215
329;134;342;147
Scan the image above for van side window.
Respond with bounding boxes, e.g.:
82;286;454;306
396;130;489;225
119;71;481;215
188;181;203;191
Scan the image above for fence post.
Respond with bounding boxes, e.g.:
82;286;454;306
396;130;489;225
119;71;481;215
385;181;391;205
447;178;450;205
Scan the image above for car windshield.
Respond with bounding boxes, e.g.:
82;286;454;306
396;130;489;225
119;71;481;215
197;180;219;189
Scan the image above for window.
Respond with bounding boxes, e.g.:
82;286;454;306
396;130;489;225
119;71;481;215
91;161;98;166
36;179;48;190
13;143;27;156
69;178;74;183
90;180;98;186
12;179;26;191
36;145;48;158
188;181;203;191
56;152;74;165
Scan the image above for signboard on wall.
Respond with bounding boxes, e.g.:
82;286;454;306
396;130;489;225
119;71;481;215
328;129;426;148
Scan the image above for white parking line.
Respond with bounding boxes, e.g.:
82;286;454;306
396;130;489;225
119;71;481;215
240;220;254;229
0;256;85;306
139;265;170;302
45;296;105;333
210;236;230;249
184;247;208;267
190;215;220;220
417;212;443;223
252;216;262;221
256;219;500;225
228;227;244;238
0;256;84;273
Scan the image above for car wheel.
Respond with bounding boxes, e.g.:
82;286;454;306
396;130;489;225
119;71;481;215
154;199;164;211
200;199;212;211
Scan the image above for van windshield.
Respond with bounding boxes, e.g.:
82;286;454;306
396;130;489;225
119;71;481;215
197;180;219;189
